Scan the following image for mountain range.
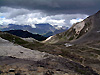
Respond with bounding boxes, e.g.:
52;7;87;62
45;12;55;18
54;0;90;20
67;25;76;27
0;23;68;37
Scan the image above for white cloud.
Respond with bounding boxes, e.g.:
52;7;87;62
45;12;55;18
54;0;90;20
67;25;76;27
0;17;16;25
70;18;84;25
0;6;89;28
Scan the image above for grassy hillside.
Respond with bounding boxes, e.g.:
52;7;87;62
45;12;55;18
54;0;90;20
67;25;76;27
0;32;44;49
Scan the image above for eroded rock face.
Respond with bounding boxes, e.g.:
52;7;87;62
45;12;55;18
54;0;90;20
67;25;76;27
73;21;85;34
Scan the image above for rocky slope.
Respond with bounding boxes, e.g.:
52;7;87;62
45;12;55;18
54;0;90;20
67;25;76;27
44;10;100;44
0;32;99;75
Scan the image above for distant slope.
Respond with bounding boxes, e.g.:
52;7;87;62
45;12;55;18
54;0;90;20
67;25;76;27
4;30;47;41
44;10;100;44
22;37;39;43
35;23;55;34
43;27;68;37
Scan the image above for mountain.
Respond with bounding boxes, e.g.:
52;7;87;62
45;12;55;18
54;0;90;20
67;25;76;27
4;30;47;41
35;23;55;34
44;10;100;44
43;27;68;37
1;23;56;35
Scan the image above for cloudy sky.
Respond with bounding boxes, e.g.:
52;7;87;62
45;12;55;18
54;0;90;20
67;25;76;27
0;0;100;28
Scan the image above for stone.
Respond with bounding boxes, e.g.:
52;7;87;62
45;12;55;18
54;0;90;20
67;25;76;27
9;68;15;72
64;73;69;75
15;73;21;75
44;70;54;75
0;71;3;74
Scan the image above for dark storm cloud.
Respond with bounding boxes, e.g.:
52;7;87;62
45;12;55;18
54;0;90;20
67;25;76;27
0;0;99;28
0;7;31;18
0;0;100;15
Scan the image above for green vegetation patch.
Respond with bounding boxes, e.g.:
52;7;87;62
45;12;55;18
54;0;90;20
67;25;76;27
68;36;74;41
